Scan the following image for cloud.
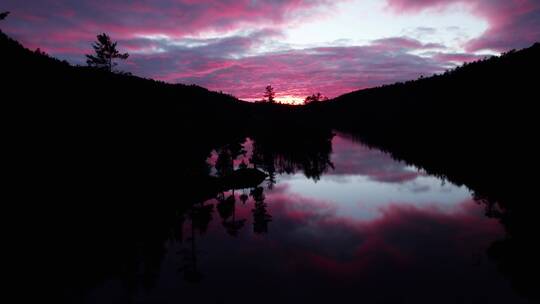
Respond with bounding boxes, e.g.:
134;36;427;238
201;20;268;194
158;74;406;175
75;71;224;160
372;36;445;50
1;0;334;46
467;6;540;51
431;52;488;64
3;0;536;100
386;0;540;51
125;35;452;100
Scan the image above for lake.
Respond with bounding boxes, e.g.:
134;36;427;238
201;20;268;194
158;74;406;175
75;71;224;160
80;134;528;304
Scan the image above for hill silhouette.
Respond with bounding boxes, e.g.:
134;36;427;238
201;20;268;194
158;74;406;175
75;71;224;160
1;29;327;211
1;29;249;209
314;43;540;204
314;43;540;300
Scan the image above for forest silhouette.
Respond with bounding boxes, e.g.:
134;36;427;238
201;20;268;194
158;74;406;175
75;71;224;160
2;23;539;303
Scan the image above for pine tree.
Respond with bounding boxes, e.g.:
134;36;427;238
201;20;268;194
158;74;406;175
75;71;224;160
86;33;129;72
304;92;328;105
263;85;276;103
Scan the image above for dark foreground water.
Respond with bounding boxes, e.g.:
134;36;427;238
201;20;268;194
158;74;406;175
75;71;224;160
79;134;529;304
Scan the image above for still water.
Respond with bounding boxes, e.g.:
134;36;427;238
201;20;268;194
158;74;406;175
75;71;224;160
85;134;528;303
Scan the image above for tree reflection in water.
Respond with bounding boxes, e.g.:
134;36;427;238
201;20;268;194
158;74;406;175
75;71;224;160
51;131;536;304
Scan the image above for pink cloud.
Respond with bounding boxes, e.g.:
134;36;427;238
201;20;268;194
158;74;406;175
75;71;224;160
2;0;536;100
124;38;450;100
386;0;462;13
386;0;540;51
372;37;445;51
1;0;334;43
432;52;488;63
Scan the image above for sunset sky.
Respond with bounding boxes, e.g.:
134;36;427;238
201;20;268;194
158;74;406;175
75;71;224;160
1;0;539;103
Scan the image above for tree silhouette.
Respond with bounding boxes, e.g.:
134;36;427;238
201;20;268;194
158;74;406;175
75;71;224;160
216;193;246;236
239;160;248;170
0;11;9;21
215;143;246;177
239;191;249;204
34;48;47;56
263;85;276;103
190;202;214;235
304;92;328;105
177;201;214;283
86;33;129;72
251;187;272;234
215;148;233;177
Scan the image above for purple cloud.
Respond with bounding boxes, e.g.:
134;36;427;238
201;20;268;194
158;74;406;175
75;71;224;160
124;35;451;100
386;0;540;51
1;0;537;101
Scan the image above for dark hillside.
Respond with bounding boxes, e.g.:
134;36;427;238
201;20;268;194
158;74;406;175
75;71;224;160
319;43;540;204
314;44;540;299
1;30;328;209
1;29;254;210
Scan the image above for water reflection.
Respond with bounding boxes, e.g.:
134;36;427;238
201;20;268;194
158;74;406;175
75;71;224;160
67;134;531;303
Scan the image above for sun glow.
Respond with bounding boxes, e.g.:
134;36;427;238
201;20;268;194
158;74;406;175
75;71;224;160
277;95;305;105
242;95;305;105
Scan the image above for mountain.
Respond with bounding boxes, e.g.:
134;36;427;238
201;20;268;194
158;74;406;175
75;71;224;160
0;29;250;135
316;42;540;204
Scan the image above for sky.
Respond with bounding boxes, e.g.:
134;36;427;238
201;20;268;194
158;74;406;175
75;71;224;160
1;0;539;103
